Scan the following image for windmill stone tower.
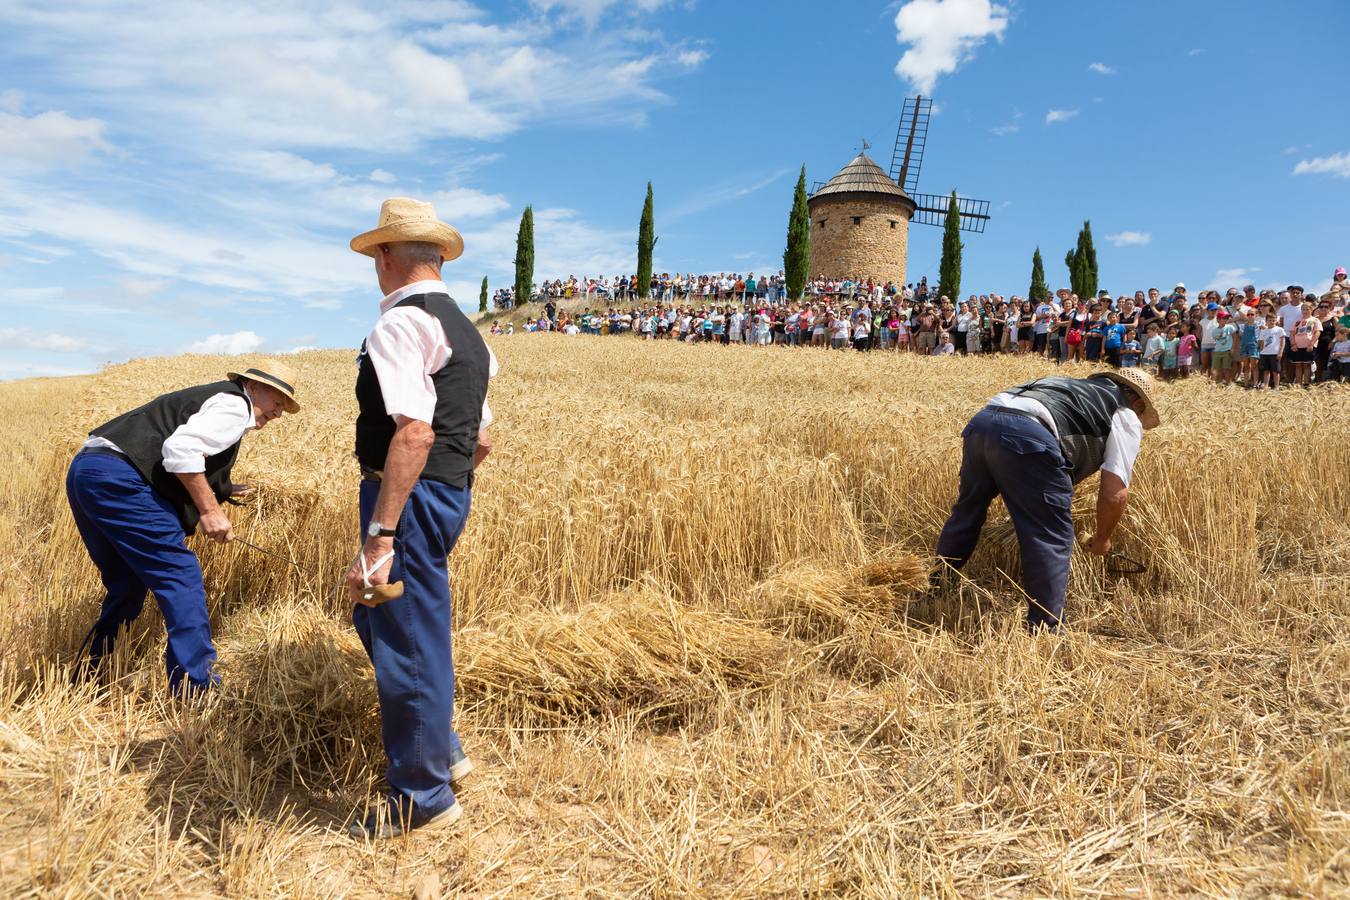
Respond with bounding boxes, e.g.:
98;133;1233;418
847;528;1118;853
807;96;992;288
806;151;915;285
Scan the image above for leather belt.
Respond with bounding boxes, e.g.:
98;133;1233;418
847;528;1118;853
360;464;383;483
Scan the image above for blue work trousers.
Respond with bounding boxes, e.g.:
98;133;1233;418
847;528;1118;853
936;408;1076;629
65;450;217;692
354;478;470;823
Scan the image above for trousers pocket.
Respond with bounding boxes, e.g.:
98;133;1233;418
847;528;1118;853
1042;490;1072;509
998;431;1057;456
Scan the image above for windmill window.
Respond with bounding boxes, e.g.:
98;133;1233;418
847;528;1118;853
818;219;827;229
852;216;861;225
889;220;897;229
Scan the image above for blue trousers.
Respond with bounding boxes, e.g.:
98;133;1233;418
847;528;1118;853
355;478;470;823
936;408;1076;629
65;451;217;692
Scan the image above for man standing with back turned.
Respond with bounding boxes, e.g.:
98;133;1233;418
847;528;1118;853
344;198;497;839
933;369;1160;630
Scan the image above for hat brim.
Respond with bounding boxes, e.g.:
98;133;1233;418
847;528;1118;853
229;369;301;414
350;221;464;262
1093;372;1160;430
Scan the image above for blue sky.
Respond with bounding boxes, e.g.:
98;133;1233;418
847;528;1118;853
1;0;1347;378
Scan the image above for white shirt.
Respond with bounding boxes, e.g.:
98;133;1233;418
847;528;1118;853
1277;303;1303;332
1258;325;1286;355
365;279;499;427
989;391;1144;486
84;388;254;474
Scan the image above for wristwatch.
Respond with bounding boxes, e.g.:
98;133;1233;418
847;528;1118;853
367;521;397;538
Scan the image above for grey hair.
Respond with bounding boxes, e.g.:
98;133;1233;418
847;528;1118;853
387;241;443;268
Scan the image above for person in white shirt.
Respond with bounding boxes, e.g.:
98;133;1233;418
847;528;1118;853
345;198;496;840
935;369;1160;630
69;361;299;695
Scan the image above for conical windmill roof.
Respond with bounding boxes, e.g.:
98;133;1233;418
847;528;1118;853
810;152;913;201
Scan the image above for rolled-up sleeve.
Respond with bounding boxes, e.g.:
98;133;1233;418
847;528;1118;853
161;393;253;473
481;346;500;429
1101;408;1143;486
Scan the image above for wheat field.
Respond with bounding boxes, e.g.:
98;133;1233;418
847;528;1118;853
1;337;1347;898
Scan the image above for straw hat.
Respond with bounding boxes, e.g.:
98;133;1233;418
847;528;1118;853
227;360;301;414
349;197;464;262
1091;369;1159;430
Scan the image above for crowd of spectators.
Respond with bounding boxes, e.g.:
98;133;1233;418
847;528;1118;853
489;268;1350;387
492;271;918;310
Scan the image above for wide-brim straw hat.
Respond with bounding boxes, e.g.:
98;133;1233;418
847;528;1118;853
349;197;464;262
1091;369;1160;430
227;360;301;414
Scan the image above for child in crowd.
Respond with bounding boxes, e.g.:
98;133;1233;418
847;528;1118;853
935;332;955;355
852;315;871;352
894;313;910;352
1210;310;1238;384
1120;328;1141;367
1161;325;1181;380
1177;322;1198;378
1257;313;1286;389
1143;323;1164;375
1239;309;1261;386
1330;325;1350;382
1103;312;1126;367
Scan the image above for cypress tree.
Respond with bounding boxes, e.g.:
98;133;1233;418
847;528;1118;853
636;181;655;299
1081;220;1098;298
937;190;963;302
1029;246;1047;301
514;205;534;306
478;275;488;313
783;164;810;300
1065;221;1098;299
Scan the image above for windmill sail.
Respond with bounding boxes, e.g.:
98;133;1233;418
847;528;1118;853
910;192;992;234
889;96;932;196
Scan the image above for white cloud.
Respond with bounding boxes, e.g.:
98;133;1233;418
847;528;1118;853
1292;152;1350;179
1187;48;1205;57
667;167;793;221
369;169;396;183
0;2;697;151
1105;231;1151;247
990;123;1019;136
0;107;110;169
186;330;265;354
893;0;1009;94
0;326;90;352
530;0;672;28
1204;268;1262;291
229;150;338;185
428;187;512;221
1088;62;1116;75
1045;108;1079;124
0;359;92;379
676;48;709;68
0;90;21;113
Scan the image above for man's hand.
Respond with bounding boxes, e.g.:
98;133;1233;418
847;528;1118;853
473;427;493;468
199;509;234;543
346;536;394;606
1086;534;1112;556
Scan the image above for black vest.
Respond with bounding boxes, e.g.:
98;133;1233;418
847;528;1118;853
89;380;248;533
1005;376;1129;484
355;292;491;488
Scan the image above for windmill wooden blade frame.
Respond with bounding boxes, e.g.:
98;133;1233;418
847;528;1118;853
890;95;932;196
910;192;992;234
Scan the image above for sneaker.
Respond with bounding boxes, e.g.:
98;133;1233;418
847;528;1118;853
348;800;463;841
450;748;474;785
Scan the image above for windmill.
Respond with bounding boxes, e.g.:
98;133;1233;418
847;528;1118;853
889;95;991;233
805;95;991;287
